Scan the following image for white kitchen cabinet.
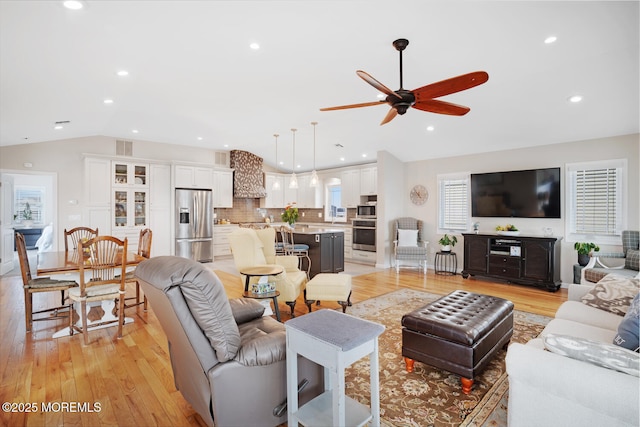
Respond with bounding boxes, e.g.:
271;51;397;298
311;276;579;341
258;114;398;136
84;157;111;206
83;157;112;232
149;163;171;256
213;170;234;208
360;166;377;195
297;175;323;208
340;169;360;208
174;165;214;189
113;161;149;187
213;224;238;257
263;174;285;208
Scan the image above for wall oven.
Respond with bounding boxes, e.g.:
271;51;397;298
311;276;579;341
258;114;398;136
352;218;376;252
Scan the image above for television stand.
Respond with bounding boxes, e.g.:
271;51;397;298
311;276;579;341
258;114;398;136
461;233;561;292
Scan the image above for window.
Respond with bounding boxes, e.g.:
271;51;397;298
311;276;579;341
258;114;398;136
15;186;45;223
324;179;346;222
438;173;470;232
566;159;626;244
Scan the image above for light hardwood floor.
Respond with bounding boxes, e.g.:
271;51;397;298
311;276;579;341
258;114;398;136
0;262;567;427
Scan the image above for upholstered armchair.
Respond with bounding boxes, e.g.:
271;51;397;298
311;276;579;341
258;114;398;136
581;230;640;284
393;217;429;273
229;227;307;317
135;256;322;427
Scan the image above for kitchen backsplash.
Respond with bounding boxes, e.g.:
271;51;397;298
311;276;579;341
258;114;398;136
214;197;356;224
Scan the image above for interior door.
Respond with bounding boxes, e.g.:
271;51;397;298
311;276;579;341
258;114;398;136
0;174;15;275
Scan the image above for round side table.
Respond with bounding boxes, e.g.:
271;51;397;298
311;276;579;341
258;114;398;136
240;265;284;321
435;252;457;275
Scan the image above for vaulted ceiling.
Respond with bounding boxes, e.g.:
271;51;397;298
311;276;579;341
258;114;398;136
1;1;638;171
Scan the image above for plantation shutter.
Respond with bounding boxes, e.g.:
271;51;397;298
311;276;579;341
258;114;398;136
438;176;469;231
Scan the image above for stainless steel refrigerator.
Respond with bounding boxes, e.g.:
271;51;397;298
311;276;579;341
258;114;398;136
175;188;213;262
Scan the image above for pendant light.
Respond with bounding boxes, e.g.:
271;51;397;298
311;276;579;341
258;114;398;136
289;128;298;189
272;133;281;191
309;122;318;187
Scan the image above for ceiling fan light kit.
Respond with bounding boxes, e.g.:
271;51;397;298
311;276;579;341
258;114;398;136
320;38;489;125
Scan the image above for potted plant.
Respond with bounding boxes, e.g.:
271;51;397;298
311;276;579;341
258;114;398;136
574;242;600;266
281;203;299;227
438;234;458;253
22;203;33;227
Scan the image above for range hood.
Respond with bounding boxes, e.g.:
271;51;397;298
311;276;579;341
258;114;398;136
229;150;267;198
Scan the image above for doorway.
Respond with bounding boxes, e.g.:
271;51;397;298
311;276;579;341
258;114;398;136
0;170;58;275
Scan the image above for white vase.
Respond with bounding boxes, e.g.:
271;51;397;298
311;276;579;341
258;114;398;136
441;245;451;253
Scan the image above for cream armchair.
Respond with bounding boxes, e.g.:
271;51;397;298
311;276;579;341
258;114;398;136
229;227;307;317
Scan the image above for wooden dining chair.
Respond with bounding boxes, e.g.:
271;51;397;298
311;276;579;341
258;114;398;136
16;232;78;332
123;228;152;311
68;235;128;345
64;226;98;252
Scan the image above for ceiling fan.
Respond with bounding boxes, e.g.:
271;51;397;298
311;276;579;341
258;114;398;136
320;38;489;125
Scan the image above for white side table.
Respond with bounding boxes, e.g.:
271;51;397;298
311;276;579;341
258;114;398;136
286;309;385;427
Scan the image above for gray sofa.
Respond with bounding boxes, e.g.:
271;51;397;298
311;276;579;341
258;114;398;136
135;256;323;427
506;282;639;427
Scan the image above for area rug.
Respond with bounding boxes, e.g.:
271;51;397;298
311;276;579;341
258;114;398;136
342;289;551;427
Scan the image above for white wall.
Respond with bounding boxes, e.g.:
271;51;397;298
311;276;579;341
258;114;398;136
398;133;639;284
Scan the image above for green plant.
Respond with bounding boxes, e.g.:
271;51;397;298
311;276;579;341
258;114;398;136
281;204;299;225
438;234;458;247
22;202;32;220
574;242;600;255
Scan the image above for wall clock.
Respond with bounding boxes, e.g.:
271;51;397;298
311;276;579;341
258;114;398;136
410;185;428;205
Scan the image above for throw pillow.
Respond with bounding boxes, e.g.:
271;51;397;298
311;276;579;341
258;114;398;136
543;334;640;377
397;229;419;247
613;293;640;352
580;274;640;316
625;249;640;271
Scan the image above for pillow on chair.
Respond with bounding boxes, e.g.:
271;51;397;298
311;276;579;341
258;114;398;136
398;229;419;247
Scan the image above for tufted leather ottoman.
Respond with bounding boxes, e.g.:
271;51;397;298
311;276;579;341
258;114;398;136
401;290;514;394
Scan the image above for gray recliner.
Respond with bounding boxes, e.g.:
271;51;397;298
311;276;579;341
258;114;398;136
135;256;322;427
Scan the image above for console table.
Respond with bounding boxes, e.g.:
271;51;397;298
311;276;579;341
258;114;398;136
461;233;561;291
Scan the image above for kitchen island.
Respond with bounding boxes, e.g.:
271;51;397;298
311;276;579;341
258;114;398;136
292;226;345;279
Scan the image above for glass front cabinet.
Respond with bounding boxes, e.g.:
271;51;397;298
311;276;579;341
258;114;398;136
111;161;149;251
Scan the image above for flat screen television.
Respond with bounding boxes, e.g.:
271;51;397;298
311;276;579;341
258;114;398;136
471;167;561;218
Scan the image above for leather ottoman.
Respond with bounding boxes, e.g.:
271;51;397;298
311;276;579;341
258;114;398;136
401;290;514;394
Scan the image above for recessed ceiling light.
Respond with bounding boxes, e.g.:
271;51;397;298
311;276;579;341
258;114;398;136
249;43;260;50
54;125;63;130
279;161;284;165
426;125;435;132
362;154;367;158
116;70;129;77
377;93;385;99
568;95;583;103
63;1;84;10
544;35;557;44
340;157;345;162
223;144;229;148
103;99;114;104
132;129;139;133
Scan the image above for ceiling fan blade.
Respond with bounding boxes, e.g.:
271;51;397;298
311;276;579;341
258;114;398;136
320;101;386;111
412;99;471;116
413;71;489;100
380;108;398;125
357;70;402;99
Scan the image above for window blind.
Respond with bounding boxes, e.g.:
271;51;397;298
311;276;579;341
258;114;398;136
573;167;618;235
439;177;468;231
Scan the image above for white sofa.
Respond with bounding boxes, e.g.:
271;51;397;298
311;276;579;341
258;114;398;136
506;283;639;427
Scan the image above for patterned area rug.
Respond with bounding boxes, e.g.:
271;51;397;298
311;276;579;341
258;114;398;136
343;289;551;427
